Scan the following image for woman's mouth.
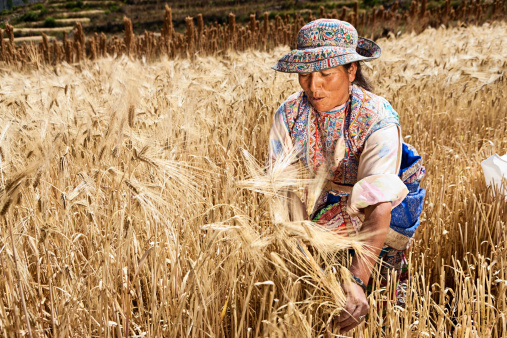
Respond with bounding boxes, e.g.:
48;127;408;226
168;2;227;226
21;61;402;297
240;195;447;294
312;97;324;102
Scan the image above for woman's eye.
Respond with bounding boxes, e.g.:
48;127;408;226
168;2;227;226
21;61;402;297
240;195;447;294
322;73;331;77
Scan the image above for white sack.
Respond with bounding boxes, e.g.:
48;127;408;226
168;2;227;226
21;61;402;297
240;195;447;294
481;153;507;196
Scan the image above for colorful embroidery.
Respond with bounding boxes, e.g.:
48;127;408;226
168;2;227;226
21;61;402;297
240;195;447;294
270;84;401;233
313;199;362;232
281;85;399;181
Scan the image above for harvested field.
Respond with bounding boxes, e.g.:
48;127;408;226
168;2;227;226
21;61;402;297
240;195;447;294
55;10;106;18
53;17;91;24
81;1;117;5
12;26;74;36
14;17;91;28
47;0;115;3
0;21;505;337
14;35;56;43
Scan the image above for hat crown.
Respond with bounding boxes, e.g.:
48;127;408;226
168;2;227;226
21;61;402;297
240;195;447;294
297;19;358;51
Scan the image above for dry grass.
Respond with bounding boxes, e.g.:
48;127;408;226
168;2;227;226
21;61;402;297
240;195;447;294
16;18;91;28
1;3;505;70
53;18;91;24
55;10;106;18
13;26;75;35
0;22;505;337
14;36;56;43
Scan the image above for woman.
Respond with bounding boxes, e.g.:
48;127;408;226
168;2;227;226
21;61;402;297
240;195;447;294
269;19;425;333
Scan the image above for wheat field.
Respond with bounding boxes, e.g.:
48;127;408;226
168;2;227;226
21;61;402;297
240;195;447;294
0;21;506;337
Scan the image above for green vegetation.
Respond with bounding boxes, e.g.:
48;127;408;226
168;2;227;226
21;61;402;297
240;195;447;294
9;6;49;24
32;3;44;11
43;16;56;27
363;0;385;7
65;0;85;10
18;10;39;21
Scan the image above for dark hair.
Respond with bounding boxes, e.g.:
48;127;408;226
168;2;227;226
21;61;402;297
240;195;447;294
344;62;373;92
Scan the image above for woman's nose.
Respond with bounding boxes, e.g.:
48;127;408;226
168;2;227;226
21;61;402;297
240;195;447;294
309;74;322;92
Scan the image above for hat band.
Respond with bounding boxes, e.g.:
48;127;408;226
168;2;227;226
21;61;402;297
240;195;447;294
279;51;358;64
280;46;359;63
273;53;371;73
297;42;356;50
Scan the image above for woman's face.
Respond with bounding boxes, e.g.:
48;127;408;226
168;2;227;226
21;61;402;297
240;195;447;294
298;63;357;112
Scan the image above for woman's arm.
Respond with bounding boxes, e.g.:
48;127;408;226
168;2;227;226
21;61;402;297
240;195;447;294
334;123;406;334
334;201;392;334
350;201;392;287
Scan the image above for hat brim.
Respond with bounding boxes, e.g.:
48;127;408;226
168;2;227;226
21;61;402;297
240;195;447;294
272;37;381;73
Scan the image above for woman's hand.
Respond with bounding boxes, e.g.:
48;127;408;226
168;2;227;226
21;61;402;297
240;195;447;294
334;279;369;334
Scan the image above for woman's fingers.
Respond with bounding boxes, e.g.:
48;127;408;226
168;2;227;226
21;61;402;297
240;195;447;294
334;278;369;333
336;304;362;329
340;320;364;335
334;282;369;333
336;282;367;322
337;306;367;334
335;299;357;323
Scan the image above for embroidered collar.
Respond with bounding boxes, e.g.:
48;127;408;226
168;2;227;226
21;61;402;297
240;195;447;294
317;100;350;116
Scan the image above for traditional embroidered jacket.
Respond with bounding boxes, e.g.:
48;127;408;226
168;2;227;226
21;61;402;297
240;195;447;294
269;84;416;249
